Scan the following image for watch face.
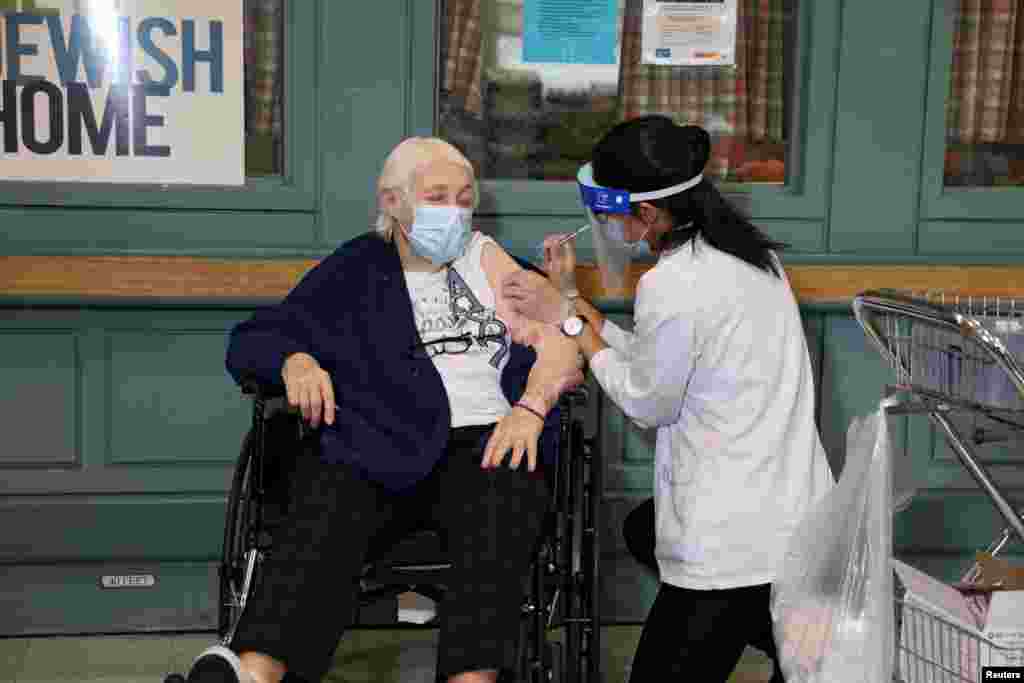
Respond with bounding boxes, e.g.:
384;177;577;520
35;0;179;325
562;316;584;337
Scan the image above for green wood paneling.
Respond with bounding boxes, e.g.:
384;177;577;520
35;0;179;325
895;491;1024;556
0;497;225;562
318;0;414;248
107;331;248;465
828;0;932;253
918;220;1024;256
0;209;318;256
0;562;217;636
0;309;247;562
408;0;439;138
818;314;906;475
0;331;79;466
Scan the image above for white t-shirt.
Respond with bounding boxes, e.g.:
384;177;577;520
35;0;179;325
403;232;512;427
591;236;835;590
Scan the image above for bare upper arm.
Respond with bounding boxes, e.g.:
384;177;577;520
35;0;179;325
481;240;534;343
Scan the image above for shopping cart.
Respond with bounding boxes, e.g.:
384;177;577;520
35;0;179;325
893;590;1014;683
853;289;1024;682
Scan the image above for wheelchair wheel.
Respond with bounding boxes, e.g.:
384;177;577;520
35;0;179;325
580;429;601;683
218;429;260;643
562;419;602;683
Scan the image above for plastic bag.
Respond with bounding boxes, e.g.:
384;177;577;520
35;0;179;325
771;399;896;682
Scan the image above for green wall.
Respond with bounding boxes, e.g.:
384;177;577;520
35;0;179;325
1;0;1022;634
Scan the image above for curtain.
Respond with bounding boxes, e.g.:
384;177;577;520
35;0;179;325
947;0;1024;144
617;0;787;179
443;0;484;117
244;0;283;173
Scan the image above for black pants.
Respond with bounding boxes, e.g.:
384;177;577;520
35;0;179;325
230;425;550;682
623;498;785;682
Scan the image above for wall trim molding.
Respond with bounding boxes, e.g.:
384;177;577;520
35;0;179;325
5;256;1024;305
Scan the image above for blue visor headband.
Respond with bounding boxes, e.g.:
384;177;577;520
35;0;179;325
576;162;703;214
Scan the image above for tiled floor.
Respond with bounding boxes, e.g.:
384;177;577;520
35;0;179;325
0;627;775;682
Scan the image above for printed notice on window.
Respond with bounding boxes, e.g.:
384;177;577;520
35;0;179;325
640;0;737;66
523;0;618;64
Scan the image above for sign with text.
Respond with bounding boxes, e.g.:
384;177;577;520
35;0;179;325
523;0;618;65
641;0;738;67
0;0;243;185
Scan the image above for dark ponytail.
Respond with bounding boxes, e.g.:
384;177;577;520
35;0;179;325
592;115;787;278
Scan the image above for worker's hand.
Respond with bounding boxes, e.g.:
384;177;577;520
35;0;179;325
481;406;544;472
281;352;335;428
502;269;569;325
542;232;578;295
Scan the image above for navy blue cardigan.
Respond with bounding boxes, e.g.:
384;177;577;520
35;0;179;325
226;233;560;492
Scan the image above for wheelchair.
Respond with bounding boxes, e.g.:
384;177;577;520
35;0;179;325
166;378;602;683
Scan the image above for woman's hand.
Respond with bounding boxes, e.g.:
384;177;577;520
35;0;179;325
481;406;545;472
281;352;335;428
501;269;569;325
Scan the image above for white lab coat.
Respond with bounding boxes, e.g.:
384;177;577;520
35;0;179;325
590;236;835;589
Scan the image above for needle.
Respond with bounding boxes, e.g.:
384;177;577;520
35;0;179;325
553;225;590;249
535;225;591;261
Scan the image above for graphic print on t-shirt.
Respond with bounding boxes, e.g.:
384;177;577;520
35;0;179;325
411;267;508;368
448;268;509;368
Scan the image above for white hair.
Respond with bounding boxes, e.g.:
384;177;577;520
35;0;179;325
375;137;479;242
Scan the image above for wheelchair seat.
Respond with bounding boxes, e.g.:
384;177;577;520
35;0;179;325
201;379;601;683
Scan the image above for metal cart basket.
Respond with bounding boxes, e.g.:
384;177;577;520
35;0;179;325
893;592;1015;683
853;289;1024;682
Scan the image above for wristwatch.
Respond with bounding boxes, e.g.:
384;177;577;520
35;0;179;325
561;315;588;338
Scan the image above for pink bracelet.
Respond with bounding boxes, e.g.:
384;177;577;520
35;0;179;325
514;402;546;424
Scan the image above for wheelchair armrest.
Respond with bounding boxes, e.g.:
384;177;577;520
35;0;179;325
239;374;287;400
560;385;590;408
239;375;299;422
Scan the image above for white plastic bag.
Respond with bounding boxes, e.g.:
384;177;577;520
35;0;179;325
771;400;896;683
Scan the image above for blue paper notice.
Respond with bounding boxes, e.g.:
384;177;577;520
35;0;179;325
523;0;618;64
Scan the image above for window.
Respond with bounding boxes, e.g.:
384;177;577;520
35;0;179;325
438;0;798;186
943;0;1024;188
243;0;284;177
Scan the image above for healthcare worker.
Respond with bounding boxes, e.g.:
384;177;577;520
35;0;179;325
502;115;835;682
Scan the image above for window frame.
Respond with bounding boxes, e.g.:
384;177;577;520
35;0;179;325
415;0;836;223
0;0;318;212
919;0;1024;223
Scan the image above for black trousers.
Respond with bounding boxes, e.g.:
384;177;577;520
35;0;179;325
230;425;550;682
623;498;785;682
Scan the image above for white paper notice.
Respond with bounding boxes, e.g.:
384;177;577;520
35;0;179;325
640;0;738;66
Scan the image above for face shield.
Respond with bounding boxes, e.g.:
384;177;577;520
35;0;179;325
577;163;703;292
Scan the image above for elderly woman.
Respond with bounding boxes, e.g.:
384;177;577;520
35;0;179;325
183;138;583;683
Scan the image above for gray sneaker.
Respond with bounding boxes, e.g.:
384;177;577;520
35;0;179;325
185;645;252;683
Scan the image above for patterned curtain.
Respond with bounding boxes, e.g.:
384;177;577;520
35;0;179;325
244;0;283;174
947;0;1024;144
443;0;484;117
617;0;787;179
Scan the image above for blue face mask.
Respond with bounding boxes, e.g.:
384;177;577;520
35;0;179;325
606;218;653;257
407;205;473;265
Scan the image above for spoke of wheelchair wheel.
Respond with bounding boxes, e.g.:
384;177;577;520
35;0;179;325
546;587;561;628
239;549;259;611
